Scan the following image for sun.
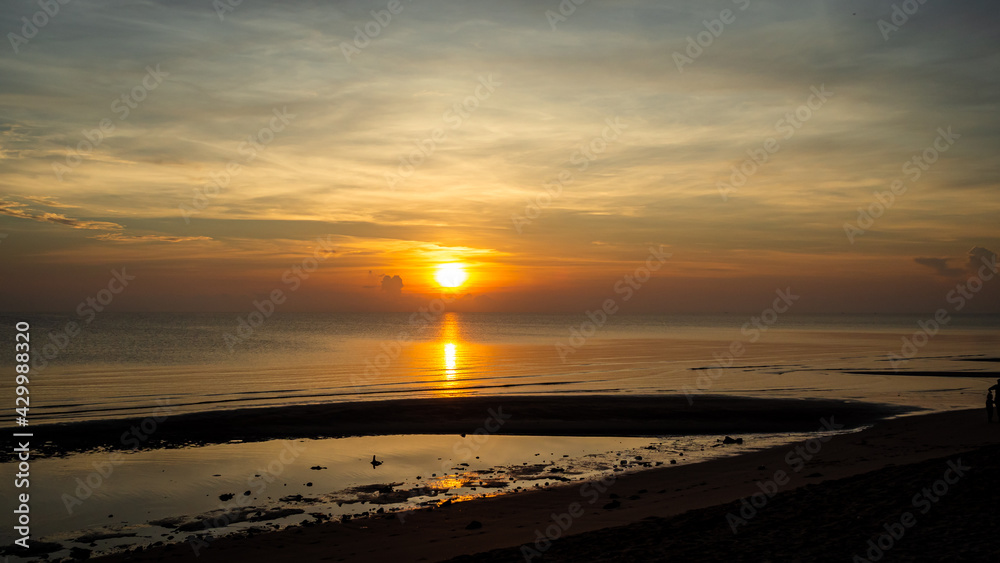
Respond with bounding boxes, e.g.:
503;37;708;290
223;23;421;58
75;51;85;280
434;263;468;288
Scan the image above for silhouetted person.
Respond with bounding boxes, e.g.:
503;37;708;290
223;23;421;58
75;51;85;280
370;455;383;468
988;390;996;423
989;380;1000;418
989;379;1000;395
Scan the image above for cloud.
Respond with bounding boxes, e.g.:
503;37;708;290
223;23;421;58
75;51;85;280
20;195;79;208
0;0;998;313
0;200;31;219
914;257;962;277
93;233;212;243
0;199;123;230
380;274;404;295
915;247;998;277
38;213;123;231
0;198;210;243
966;246;997;273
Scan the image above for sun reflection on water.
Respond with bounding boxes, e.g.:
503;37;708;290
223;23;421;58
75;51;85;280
439;312;462;384
432;475;466;490
444;342;457;377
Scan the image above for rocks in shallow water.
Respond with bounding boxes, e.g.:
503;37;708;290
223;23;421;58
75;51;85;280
721;436;744;445
602;500;621;510
170;508;306;532
219;493;235;501
70;547;93;560
150;516;187;528
466;520;483;530
73;531;136;543
246;508;305;523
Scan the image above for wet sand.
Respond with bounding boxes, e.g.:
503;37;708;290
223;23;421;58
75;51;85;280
78;401;1000;562
448;428;1000;562
7;394;910;462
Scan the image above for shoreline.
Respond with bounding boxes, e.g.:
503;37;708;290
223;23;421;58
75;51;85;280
5;394;914;462
447;438;1000;562
84;406;996;563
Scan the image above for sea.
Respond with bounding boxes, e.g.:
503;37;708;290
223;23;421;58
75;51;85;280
0;312;997;558
1;312;998;426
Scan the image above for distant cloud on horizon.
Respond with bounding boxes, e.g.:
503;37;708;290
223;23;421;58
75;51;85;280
967;247;998;273
381;274;404;296
915;246;998;278
914;257;963;277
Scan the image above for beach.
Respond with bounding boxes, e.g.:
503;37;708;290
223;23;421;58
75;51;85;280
77;405;996;563
5;395;911;461
1;314;997;562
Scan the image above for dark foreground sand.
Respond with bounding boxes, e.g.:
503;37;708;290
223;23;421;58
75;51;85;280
83;402;999;563
450;422;999;562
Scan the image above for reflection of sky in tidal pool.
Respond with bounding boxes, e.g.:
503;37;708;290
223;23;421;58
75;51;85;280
0;428;857;561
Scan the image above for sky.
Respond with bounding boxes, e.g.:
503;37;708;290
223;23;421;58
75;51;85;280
0;0;998;313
